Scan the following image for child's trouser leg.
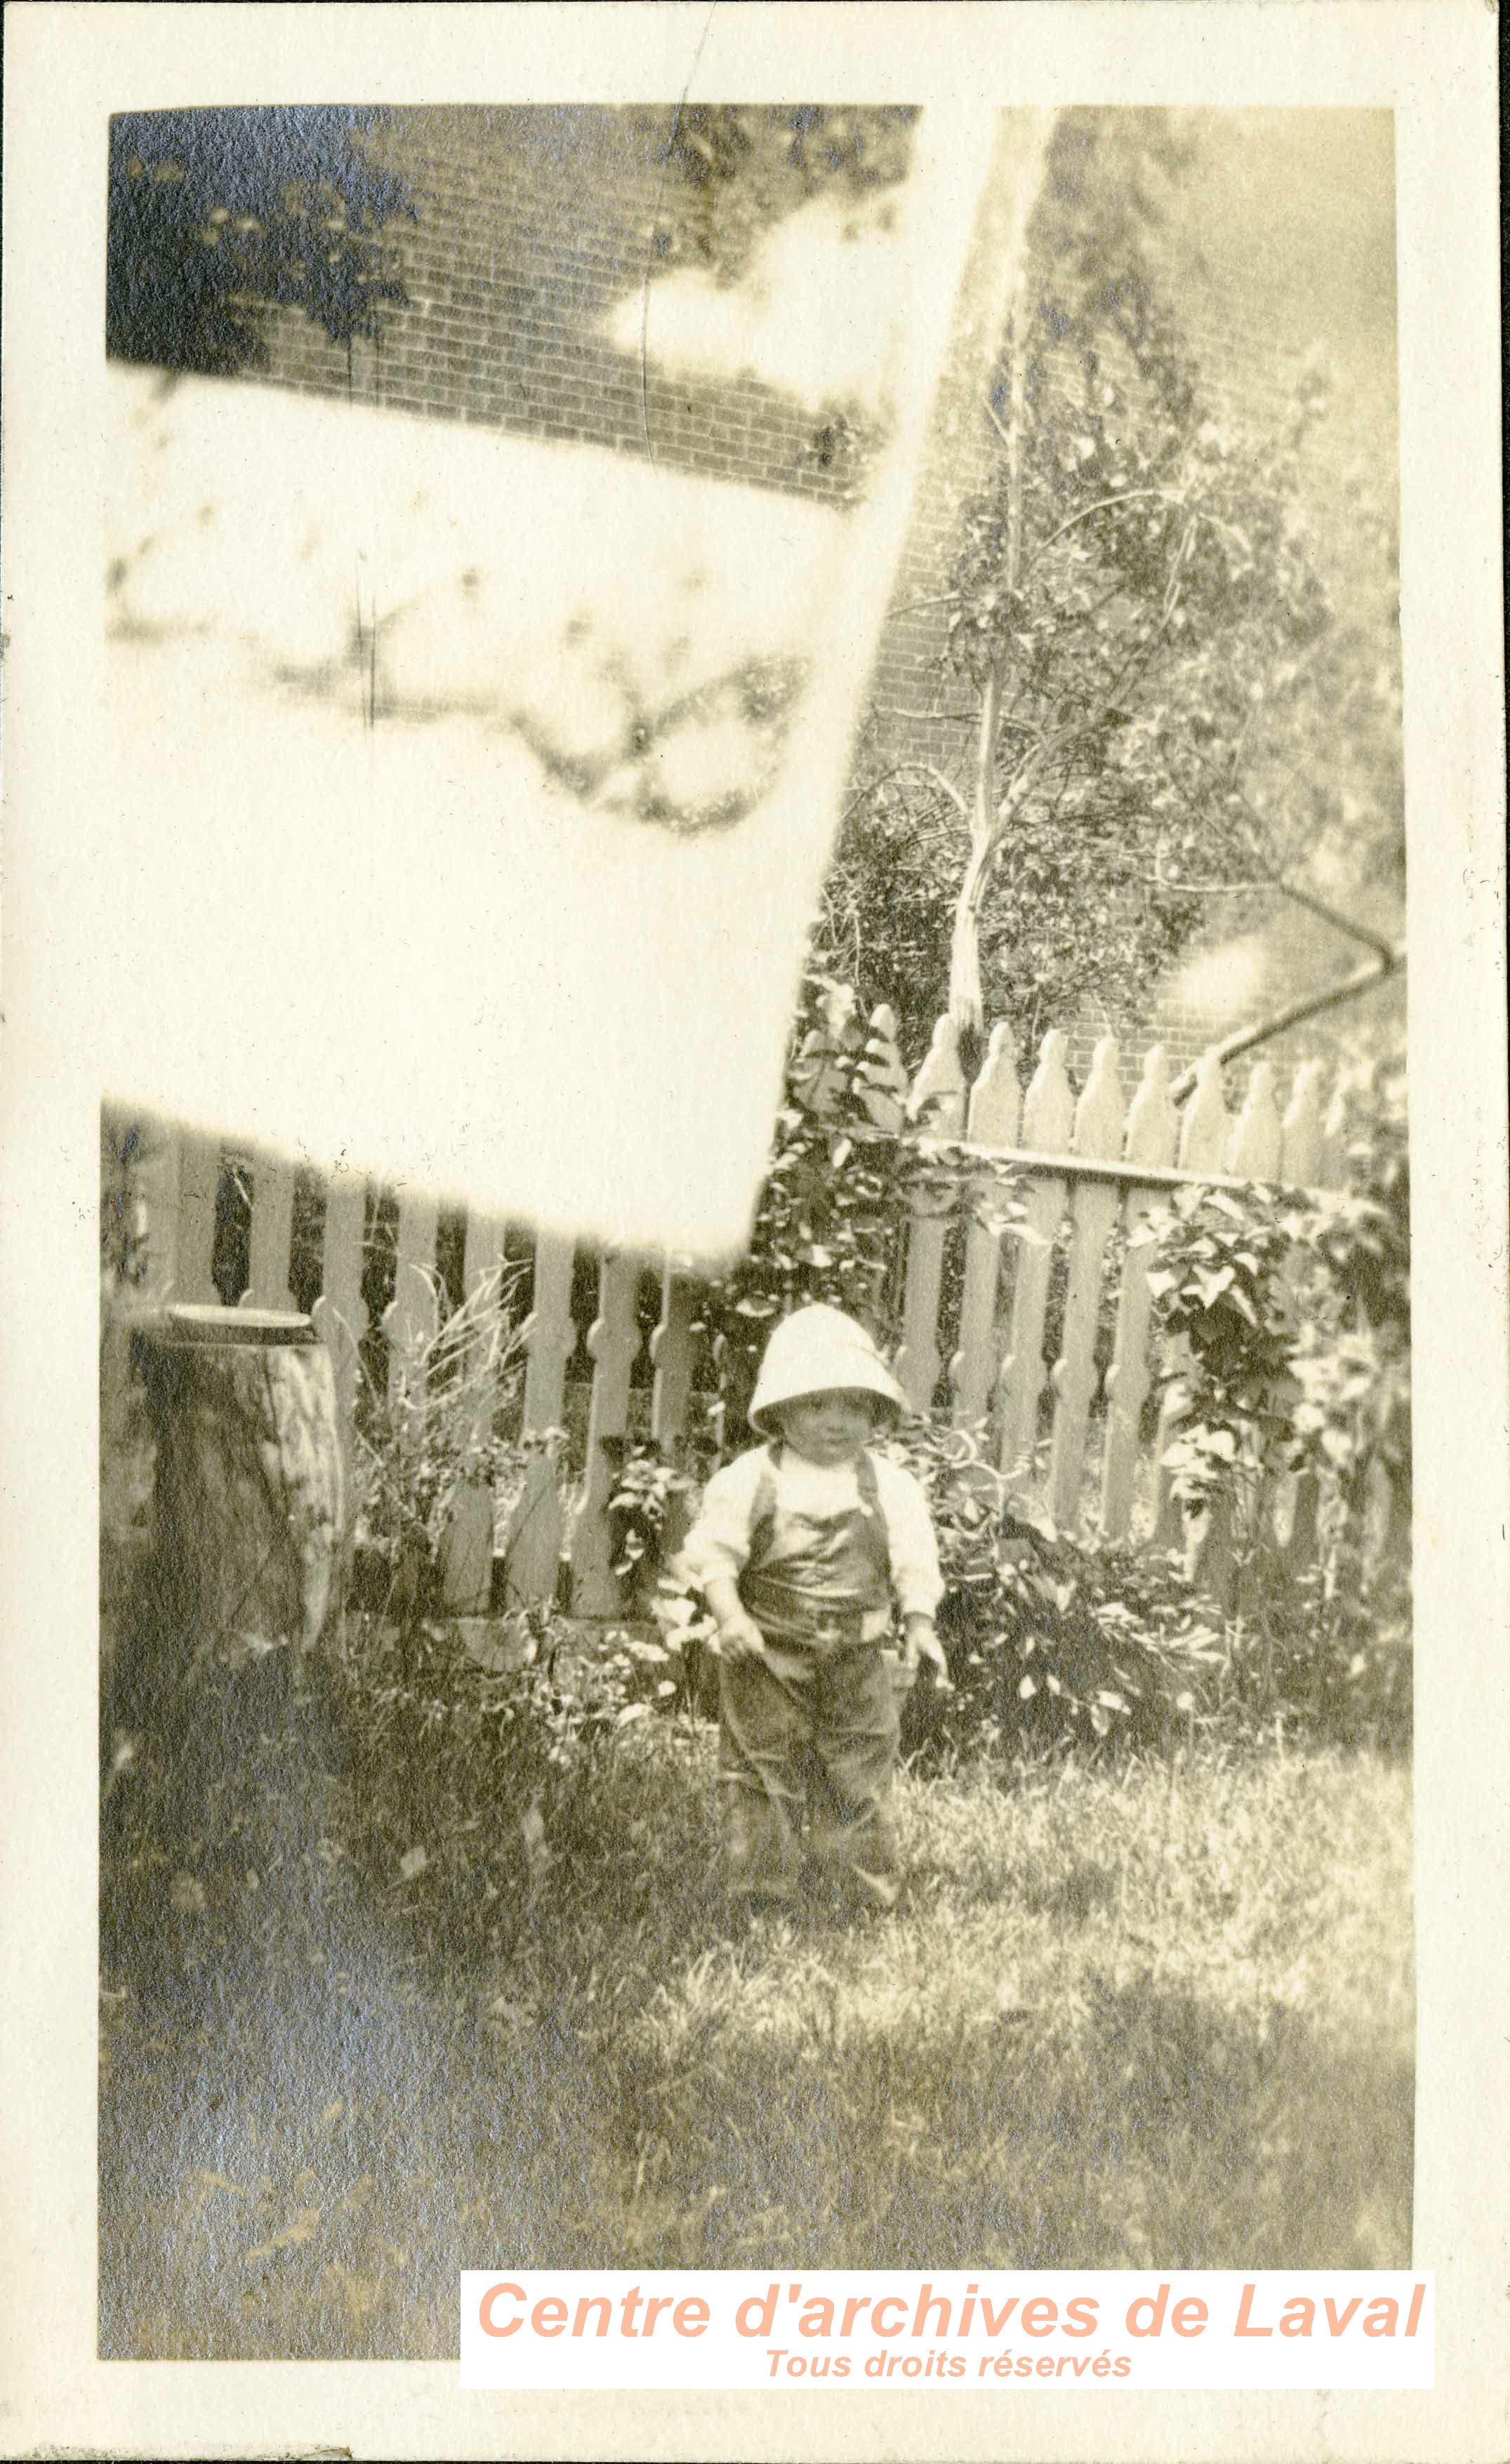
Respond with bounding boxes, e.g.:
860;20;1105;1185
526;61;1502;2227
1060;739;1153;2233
717;1647;814;1906
806;1645;903;1911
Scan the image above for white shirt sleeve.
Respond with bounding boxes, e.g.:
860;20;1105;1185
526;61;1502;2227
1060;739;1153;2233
874;1454;945;1619
678;1449;766;1588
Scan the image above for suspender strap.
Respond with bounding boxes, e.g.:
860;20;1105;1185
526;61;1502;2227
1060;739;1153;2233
744;1446;892;1582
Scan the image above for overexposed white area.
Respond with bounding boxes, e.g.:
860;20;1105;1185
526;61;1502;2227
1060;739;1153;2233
101;371;856;1253
1163;939;1266;1029
110;371;839;768
604;186;910;414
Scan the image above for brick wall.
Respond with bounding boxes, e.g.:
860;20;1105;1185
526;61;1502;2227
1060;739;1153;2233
256;106;854;506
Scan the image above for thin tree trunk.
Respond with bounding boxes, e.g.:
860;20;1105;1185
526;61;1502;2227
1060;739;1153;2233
948;202;1036;1036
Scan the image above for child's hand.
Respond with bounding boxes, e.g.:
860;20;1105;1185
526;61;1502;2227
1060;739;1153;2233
903;1619;953;1692
717;1610;768;1664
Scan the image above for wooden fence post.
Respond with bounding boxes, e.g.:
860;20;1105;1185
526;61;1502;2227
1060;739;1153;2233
1271;1062;1328;1586
503;1231;575;1607
1047;1039;1125;1532
311;1164;369;1470
860;1004;910;1133
1192;1060;1285;1606
439;1208;508;1614
894;1015;967;1413
995;1032;1075;1492
382;1189;440;1415
240;1144;296;1317
1100;1046;1179;1541
648;1260;701;1572
948;1022;1022;1432
570;1251;645;1616
143;1123;220;1305
1149;1048;1231;1550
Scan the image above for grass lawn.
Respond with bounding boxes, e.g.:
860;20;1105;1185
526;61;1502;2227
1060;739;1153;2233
99;1705;1412;2359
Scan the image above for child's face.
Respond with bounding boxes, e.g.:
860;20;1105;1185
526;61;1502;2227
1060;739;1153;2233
774;1388;880;1465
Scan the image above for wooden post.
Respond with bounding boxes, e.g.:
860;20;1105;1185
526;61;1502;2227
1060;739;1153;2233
1047;1040;1125;1534
439;1208;508;1614
1267;1062;1329;1590
894;1016;967;1414
995;1032;1075;1494
647;1260;701;1577
241;1144;296;1317
860;1004;910;1133
570;1250;644;1616
1150;1049;1231;1550
311;1164;369;1462
1193;1061;1285;1605
382;1188;441;1414
143;1122;220;1305
503;1231;576;1607
790;982;862;1117
949;1023;1022;1432
1100;1046;1179;1541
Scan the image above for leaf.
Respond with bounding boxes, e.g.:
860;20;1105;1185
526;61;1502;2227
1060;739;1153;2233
1018;1674;1038;1701
616;1702;651;1728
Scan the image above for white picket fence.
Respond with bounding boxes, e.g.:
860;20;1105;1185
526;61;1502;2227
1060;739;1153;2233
119;998;1353;1619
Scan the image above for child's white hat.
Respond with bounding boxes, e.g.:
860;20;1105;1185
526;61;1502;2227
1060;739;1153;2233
748;1303;905;1435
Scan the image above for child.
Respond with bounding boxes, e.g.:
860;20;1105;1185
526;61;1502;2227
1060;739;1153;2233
681;1303;947;1916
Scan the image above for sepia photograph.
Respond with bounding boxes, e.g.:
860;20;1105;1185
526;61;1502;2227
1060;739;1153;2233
1;4;1504;2458
98;95;1412;2354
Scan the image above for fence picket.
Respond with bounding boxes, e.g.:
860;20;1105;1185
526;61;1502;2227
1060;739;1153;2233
1266;1060;1331;1586
147;1126;220;1304
240;1145;296;1315
650;1263;698;1458
504;1231;576;1606
996;1031;1075;1487
382;1190;440;1412
791;982;861;1116
1048;1040;1126;1531
439;1208;509;1612
311;1166;369;1447
1101;1046;1179;1540
647;1263;701;1574
894;1017;967;1411
1226;1060;1283;1179
571;1251;646;1616
1280;1060;1326;1185
861;1004;910;1133
1318;1075;1351;1187
949;1023;1023;1428
1150;1049;1232;1549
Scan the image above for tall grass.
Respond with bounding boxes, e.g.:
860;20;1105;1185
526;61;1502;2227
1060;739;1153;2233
100;1677;1411;2359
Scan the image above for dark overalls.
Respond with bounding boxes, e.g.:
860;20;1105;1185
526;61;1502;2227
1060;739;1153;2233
719;1446;904;1911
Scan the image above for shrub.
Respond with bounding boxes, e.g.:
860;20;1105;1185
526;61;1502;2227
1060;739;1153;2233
350;1263;556;1626
886;1418;1224;1760
1135;1059;1411;1748
1140;1060;1409;1600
